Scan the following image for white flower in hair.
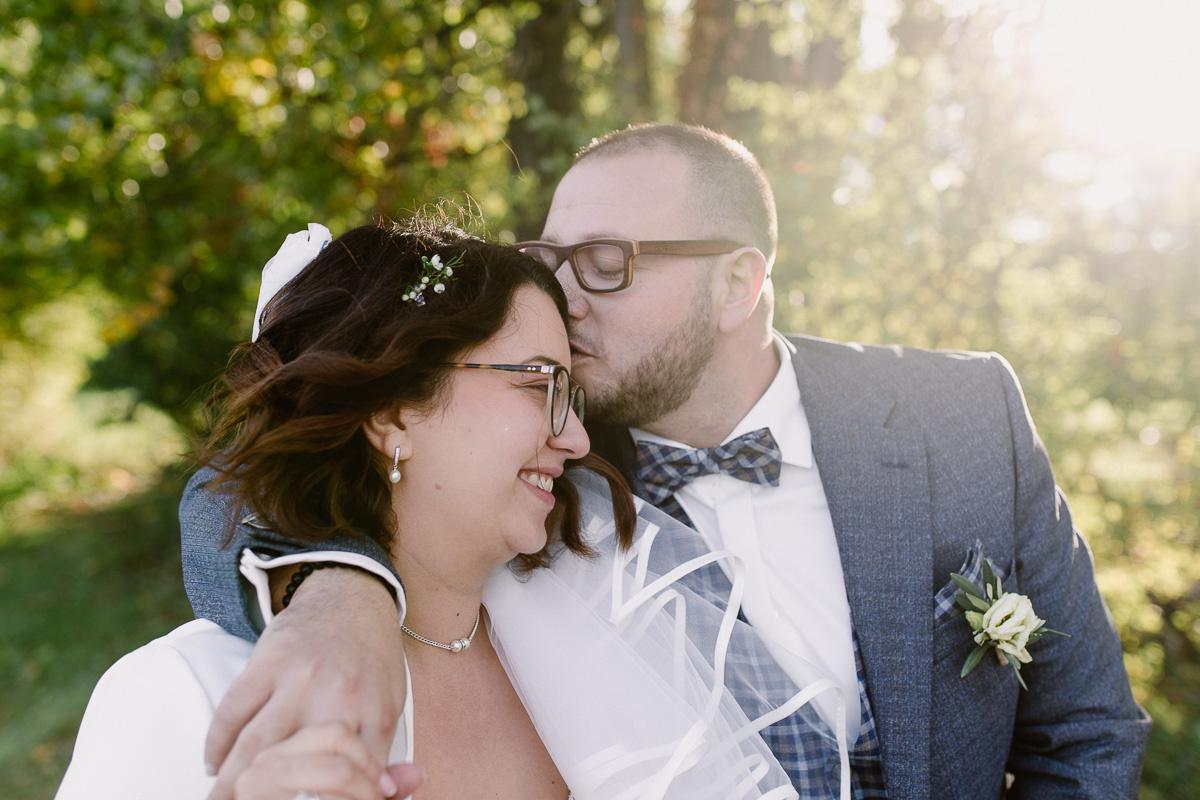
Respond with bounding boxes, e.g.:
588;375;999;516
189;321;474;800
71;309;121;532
402;251;464;306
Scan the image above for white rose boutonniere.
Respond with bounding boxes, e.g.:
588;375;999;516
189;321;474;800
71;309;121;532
952;560;1068;690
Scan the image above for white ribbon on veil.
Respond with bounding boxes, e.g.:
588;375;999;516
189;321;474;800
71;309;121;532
481;468;851;800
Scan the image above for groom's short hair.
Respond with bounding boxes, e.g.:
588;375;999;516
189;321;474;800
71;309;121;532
574;123;778;265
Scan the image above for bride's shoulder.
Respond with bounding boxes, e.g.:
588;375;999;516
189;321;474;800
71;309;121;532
101;619;254;706
56;620;250;799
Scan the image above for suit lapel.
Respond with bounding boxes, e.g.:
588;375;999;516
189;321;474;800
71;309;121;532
791;340;933;800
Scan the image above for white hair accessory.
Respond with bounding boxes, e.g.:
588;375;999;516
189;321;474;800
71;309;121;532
251;223;333;341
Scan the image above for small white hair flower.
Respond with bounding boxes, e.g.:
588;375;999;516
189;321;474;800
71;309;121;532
401;252;465;305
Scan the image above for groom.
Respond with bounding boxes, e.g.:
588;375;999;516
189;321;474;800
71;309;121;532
182;124;1148;798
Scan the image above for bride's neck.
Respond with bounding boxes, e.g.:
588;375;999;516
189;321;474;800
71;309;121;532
390;539;488;646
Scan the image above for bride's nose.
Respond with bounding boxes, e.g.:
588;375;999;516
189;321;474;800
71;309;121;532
550;407;589;459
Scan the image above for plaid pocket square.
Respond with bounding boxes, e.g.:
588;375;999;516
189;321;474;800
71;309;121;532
933;539;1003;623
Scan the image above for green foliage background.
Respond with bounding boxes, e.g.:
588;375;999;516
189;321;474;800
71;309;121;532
0;1;1196;797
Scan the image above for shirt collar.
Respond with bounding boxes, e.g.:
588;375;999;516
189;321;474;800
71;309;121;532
630;332;814;469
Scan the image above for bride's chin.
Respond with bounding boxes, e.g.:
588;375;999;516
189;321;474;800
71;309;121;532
508;527;550;557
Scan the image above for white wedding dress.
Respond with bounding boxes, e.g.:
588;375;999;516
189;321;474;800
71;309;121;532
57;470;848;800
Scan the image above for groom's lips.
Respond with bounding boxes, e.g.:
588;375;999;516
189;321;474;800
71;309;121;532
570;341;597;360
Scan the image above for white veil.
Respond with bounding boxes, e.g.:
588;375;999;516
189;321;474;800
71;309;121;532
481;468;851;800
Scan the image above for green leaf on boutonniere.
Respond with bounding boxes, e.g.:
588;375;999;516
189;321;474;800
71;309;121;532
1040;627;1070;638
1003;651;1030;691
955;592;990;612
961;644;988;678
981;558;1001;600
950;573;985;600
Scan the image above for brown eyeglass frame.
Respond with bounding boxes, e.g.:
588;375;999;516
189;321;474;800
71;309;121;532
514;238;746;293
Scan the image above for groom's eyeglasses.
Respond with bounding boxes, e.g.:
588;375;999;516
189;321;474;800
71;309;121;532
442;363;585;436
514;239;745;293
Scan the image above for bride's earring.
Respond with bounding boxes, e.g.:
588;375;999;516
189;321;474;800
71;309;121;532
389;446;402;484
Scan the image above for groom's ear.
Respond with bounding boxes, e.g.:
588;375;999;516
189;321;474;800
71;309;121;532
714;247;769;333
363;406;415;462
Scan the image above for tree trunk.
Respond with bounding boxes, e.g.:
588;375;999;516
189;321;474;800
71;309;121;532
506;1;586;236
613;0;654;121
676;0;738;128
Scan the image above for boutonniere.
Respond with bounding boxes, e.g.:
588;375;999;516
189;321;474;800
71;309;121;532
951;560;1068;690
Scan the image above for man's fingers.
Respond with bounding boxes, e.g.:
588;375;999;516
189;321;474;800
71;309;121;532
358;713;400;771
234;752;381;800
386;763;425;798
206;694;300;800
255;723;384;785
280;727;408;800
205;670;273;773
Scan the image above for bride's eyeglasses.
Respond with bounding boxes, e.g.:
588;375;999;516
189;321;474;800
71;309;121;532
442;363;586;436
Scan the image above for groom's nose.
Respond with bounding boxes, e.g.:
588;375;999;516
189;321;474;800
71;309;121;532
556;263;590;321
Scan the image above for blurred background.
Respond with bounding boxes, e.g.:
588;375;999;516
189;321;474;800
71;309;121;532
0;0;1196;796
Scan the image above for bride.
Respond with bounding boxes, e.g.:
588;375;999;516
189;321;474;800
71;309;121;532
56;219;848;799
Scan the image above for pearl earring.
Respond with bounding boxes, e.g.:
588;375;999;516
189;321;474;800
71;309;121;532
389;446;402;484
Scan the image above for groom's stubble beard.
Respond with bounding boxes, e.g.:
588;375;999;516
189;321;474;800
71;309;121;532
585;285;716;429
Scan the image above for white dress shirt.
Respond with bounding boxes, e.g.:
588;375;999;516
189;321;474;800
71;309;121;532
631;334;860;740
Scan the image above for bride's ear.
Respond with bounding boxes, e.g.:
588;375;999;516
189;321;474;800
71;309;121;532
364;406;415;463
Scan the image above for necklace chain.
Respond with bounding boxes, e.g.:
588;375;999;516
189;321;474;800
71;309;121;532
401;609;482;654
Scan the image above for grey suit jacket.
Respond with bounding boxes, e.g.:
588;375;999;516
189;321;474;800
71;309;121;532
180;333;1150;799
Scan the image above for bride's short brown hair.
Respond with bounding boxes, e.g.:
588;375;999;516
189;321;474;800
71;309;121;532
201;217;634;570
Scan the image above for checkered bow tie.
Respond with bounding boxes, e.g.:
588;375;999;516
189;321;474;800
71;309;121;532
634;427;783;506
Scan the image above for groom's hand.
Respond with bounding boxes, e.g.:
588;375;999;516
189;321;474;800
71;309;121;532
204;567;409;800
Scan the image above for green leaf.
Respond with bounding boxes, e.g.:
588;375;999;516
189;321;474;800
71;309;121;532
1004;652;1029;690
961;644;989;678
981;558;997;596
956;592;990;612
1040;627;1070;638
955;593;979;612
967;593;991;611
950;573;985;600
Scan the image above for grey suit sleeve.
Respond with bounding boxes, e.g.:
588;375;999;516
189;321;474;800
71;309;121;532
990;355;1151;798
179;466;400;642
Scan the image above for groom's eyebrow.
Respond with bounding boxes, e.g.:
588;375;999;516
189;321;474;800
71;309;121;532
539;231;625;243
